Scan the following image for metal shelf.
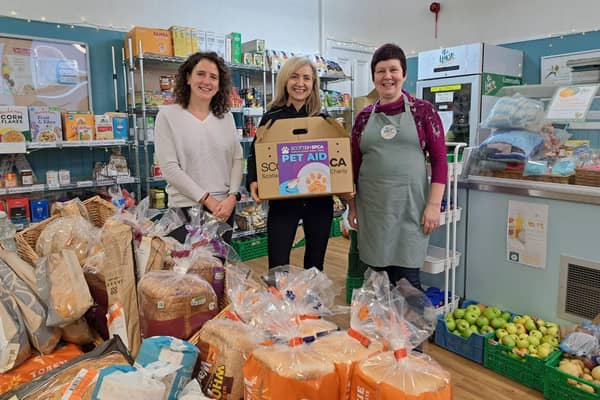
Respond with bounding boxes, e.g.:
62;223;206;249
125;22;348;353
0;177;138;196
146;176;165;183
135;54;266;74
324;106;351;113
319;73;352;83
26;139;130;149
231;107;264;116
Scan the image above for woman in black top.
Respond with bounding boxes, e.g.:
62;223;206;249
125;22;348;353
246;56;333;271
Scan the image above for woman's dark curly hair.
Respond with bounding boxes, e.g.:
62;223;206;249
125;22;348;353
174;52;231;118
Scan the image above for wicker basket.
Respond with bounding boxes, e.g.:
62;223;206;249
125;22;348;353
575;168;600;187
15;196;115;266
480;170;574;184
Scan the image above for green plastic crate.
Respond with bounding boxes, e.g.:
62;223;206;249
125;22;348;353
346;275;364;305
544;352;600;400
232;234;268;261
484;337;561;391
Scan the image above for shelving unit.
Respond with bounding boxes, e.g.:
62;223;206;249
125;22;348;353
422;142;467;317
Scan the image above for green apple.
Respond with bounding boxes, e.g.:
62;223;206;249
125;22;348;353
546;322;558;329
483;308;497;321
456;319;470;332
505;323;517;335
547;326;559;337
452;330;463;336
525;319;537;332
513;316;523;324
445;319;456;331
528;344;538;354
537;346;551;359
528;335;540;346
462;329;473;339
539;326;548;335
529;330;543;340
469;325;480;335
495;328;508;340
490;318;506;329
480;326;494;335
516;338;529;349
515;324;526;335
464;311;479;325
518;333;529;341
542;335;555;345
536;319;545;328
501;334;516;347
445;313;454;321
465;304;481;317
453;308;466;319
501;311;511;321
476;316;490;328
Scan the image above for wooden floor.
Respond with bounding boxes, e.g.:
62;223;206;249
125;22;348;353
244;236;543;400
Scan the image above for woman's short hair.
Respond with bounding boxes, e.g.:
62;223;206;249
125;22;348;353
174;52;231;118
370;43;407;80
268;56;321;116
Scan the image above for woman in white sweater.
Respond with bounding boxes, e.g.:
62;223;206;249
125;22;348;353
155;52;243;243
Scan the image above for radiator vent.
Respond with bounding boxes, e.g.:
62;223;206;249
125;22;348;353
558;256;600;323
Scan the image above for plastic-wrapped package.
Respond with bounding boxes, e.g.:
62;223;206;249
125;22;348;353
60;318;94;345
349;271;452;400
479;130;544;162
551;157;576;176
179;379;212;400
35;216;97;264
0;258;60;354
50;197;90;220
36;249;93;327
523;160;548;176
170;247;225;299
560;332;600;357
0;287;31;373
481;94;546;132
138;270;219;339
134;336;199;400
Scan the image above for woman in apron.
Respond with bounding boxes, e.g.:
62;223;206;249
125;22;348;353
347;43;448;290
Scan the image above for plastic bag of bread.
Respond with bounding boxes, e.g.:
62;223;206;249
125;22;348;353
194;312;266;399
2;336;132;399
170;247;225;298
0;258;60;354
0;286;31;373
0;249;37;294
60;318;94;345
50;197;89;220
35;216;97;264
0;344;83;395
36;249;93;327
82;250;110;339
349;271;451;400
138;270;219;340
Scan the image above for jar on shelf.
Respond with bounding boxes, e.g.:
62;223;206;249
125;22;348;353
0;211;17;252
4;172;17;188
21;169;33;185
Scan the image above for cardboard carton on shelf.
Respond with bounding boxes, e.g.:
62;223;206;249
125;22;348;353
254;116;353;200
125;26;173;58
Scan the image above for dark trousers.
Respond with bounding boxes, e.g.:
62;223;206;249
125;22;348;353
168;207;235;244
267;196;333;270
369;265;424;292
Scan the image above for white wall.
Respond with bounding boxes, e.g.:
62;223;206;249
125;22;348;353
3;0;600;54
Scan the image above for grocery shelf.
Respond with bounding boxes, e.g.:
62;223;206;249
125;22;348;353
230;107;264;116
422;245;461;274
324;106;351;113
319;73;352;82
232;227;267;239
27;139;130;149
146;176;165;183
0;176;139;196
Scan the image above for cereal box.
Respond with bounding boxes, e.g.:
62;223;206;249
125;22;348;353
105;112;129;139
95;115;114;140
125;27;173;58
28;106;62;142
0;106;30;142
62;112;95;141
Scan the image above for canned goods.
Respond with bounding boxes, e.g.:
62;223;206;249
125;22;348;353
21;169;33;185
151;163;162;177
150;188;166;209
5;173;17;188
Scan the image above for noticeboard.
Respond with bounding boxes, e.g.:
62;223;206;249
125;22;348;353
0;33;92;111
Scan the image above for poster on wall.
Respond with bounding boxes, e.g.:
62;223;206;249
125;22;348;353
546;84;599;121
541;49;600;85
0;34;91;111
506;200;548;269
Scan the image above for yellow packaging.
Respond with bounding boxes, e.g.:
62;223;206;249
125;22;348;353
125;26;173;58
190;29;205;53
170;26;191;57
63;112;95;141
254;116;353;200
0;106;30;142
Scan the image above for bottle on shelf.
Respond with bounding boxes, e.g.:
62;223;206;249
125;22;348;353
0;211;17;251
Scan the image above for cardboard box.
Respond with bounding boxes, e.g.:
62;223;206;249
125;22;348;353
0;106;30;142
254;117;353;200
125;26;173;58
242;39;265;54
190;29;206;53
95;115;114;140
353;89;378;112
227;32;242;63
28;106;62;142
169;26;192;57
62;112;94;141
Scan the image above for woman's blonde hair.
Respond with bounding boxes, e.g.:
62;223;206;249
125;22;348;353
268;56;321;116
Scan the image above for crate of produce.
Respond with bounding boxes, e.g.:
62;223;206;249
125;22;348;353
330;216;343;237
544;353;600;400
484;336;561;391
15;195;115;265
346;275;364;305
232;234;268;261
434;300;496;364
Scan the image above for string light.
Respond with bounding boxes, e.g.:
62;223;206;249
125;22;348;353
40;16;46;21
9;10;16;16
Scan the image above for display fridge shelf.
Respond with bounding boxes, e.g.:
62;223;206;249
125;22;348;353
422;245;461;274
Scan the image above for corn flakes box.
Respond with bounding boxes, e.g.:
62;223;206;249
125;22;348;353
0;106;30;142
62;112;95;141
28;106;62;142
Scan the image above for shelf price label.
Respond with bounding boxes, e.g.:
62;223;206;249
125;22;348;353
28;142;58;149
76;180;94;188
116;176;134;184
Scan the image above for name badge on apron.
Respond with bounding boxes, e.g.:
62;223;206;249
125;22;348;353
380;124;397;140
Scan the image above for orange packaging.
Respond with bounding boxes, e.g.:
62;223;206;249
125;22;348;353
125;27;173;58
62;112;94;141
350;364;452;400
242;353;339;400
0;344;83;395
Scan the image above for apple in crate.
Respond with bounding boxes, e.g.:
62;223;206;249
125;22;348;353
453;308;466;319
490;317;506;329
465;304;481;317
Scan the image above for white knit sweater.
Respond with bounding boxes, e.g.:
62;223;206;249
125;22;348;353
154;104;243;208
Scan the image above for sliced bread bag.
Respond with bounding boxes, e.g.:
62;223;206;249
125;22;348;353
0;287;31;373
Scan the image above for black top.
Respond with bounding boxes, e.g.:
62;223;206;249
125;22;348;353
246;104;310;189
